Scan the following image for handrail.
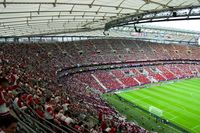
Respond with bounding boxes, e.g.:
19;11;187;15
21;100;80;133
11;111;38;133
21;110;55;133
17;119;37;133
12;103;55;133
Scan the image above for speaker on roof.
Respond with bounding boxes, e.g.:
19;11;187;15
103;31;109;36
134;24;137;32
134;24;141;33
173;12;177;17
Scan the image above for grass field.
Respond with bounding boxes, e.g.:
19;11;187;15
103;78;200;133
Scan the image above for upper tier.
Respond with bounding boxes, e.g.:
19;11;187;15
1;39;200;69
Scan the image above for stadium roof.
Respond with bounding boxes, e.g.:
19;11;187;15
0;0;200;36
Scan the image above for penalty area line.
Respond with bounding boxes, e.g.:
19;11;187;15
192;124;200;130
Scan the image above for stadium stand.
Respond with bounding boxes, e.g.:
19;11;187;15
1;0;200;132
0;39;200;133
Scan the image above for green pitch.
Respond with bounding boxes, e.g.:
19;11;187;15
115;78;200;133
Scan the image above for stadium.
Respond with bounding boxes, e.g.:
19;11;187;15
0;0;200;133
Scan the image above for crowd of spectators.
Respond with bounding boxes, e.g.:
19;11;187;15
0;39;200;133
73;64;199;92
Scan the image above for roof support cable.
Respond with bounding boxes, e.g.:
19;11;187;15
47;20;50;28
82;12;85;18
38;4;41;15
93;16;96;21
26;17;29;26
187;7;192;19
96;6;101;14
163;0;173;8
30;12;32;19
89;0;96;8
117;8;123;16
58;11;61;18
53;0;57;7
116;0;126;10
147;0;171;8
70;4;75;14
3;0;6;8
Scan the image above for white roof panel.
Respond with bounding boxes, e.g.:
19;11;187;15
141;3;159;10
0;0;199;36
122;0;145;9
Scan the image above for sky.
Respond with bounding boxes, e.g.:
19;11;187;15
144;20;200;32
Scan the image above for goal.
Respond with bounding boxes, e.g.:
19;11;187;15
149;106;163;117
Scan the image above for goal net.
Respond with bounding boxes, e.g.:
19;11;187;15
149;106;163;117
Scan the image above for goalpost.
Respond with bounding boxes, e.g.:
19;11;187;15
149;106;163;117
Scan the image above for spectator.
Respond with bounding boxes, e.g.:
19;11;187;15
0;78;10;116
0;114;18;133
35;105;44;119
13;93;27;110
90;125;98;133
63;112;74;125
101;120;107;133
98;110;103;123
44;97;55;128
62;101;69;114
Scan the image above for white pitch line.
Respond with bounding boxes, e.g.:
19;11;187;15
131;96;150;103
192;124;200;130
169;116;177;120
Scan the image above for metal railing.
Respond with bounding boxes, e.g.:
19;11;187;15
12;100;78;133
